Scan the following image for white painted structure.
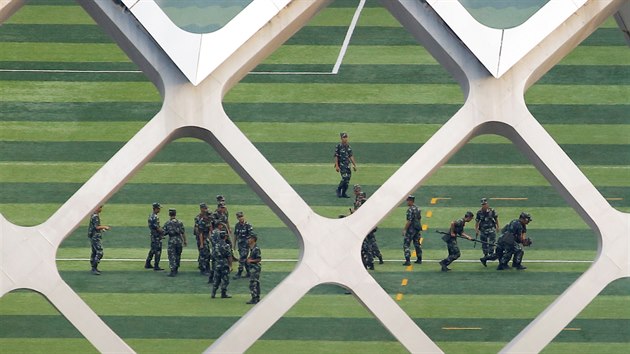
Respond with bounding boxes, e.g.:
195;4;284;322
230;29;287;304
0;0;628;353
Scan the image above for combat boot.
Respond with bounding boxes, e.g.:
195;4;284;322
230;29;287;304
496;263;507;270
246;298;259;305
144;259;153;269
513;263;527;270
439;260;450;272
341;186;350;198
245;271;251;278
91;267;101;275
378;256;384;264
415;257;422;264
168;270;176;277
479;257;487;267
221;290;232;299
402;257;411;266
211;288;217;298
336;186;342;198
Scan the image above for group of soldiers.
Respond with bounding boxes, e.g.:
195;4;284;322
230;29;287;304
334;132;533;272
86;195;262;305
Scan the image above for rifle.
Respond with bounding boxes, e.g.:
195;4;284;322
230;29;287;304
435;230;496;247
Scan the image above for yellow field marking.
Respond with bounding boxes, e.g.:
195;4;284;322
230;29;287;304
430;197;451;205
419;237;424;246
490;197;528;201
401;279;408;286
422;224;428;231
442;327;482;330
426;211;433;218
412;251;416;257
606;197;623;201
406;265;413;271
396;293;403;301
562;327;582;331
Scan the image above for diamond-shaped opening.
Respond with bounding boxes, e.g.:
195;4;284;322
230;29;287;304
154;0;253;34
542;277;630;353
0;289;98;353
246;284;409;353
56;136;299;351
223;0;463;218
0;0;161;225
360;133;601;352
525;16;630;214
458;0;549;29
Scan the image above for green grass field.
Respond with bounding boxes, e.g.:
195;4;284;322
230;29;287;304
0;0;628;353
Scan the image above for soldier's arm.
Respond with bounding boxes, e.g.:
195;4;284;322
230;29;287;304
474;220;480;235
350;155;357;171
495;216;500;230
450;221;456;237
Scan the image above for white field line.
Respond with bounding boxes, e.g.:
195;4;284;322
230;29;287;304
57;258;594;263
0;2;365;76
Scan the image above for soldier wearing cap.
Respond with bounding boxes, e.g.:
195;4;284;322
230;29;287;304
208;221;228;282
233;211;255;279
145;202;165;271
194;202;212;275
163;208;187;277
87;205;110;275
475;198;500;265
246;233;262;304
439;211;474;271
334;132;357;198
212;201;231;237
211;227;233;299
402;195;423;266
495;212;532;270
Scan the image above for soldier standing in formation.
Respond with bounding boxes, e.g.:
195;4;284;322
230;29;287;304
88;205;110;275
194;203;212;275
402;195;423;266
476;198;500;267
163;208;187;277
211;228;233;299
246;234;262;304
439;211;474;272
145;202;164;271
233;211;254;279
334;132;357;198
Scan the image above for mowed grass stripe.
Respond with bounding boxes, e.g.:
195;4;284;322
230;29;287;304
2;102;627;124
0;102;160;122
1;315;627;342
3;122;629;144
3;162;628;187
0;81;159;102
1;141;627;165
5;292;627;319
5;5;97;25
3;183;628;209
0;24;112;43
0;43;134;62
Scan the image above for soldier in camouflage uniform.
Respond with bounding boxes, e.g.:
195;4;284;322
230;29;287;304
233;211;254;279
212;202;231;239
207;222;227;283
402;195;423;266
163;208;187;277
475;198;500;267
194;203;212;275
246;234;262;304
353;191;383;267
334;132;357;198
439;211;474;272
211;230;233;299
145;202;164;271
496;212;532;270
87;205;110;275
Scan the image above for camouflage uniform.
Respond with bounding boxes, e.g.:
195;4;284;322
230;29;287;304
211;234;233;298
403;204;423;264
234;219;254;277
476;207;498;256
439;213;473;271
194;210;212;275
247;242;262;303
146;211;164;270
497;218;527;270
88;212;104;272
164;216;185;275
208;227;223;281
334;139;354;197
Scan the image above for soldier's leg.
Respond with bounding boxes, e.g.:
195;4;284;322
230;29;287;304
445;242;461;265
402;235;412;265
480;232;490;256
167;241;175;275
153;240;163;270
247;269;261;303
512;244;526;270
221;268;231;298
145;240;154;268
413;232;422;263
92;239;103;274
488;231;497;255
498;244;514;270
236;245;247;277
362;239;374;270
371;236;383;264
211;265;223;298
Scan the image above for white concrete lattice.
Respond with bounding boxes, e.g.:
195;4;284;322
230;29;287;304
0;0;628;353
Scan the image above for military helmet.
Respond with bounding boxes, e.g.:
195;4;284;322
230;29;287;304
465;211;474;218
480;198;488;205
152;202;161;209
407;195;415;201
519;212;532;221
